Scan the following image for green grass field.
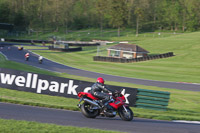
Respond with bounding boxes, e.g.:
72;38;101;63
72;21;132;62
22;31;200;84
1;31;200;132
0;119;122;133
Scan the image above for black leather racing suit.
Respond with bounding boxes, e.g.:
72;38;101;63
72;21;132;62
90;82;114;105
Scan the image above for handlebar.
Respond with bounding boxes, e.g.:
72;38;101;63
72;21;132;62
112;90;122;97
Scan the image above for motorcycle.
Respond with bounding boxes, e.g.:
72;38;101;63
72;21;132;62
77;90;133;121
39;59;43;64
25;56;29;61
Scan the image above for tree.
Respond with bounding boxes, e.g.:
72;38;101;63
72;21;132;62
96;0;110;34
165;0;180;31
130;0;150;36
147;0;163;31
0;1;10;23
1;0;200;33
184;0;200;31
108;0;128;36
60;0;76;33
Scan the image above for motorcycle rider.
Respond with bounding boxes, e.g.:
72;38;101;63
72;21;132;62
91;77;115;108
38;56;43;64
25;53;30;61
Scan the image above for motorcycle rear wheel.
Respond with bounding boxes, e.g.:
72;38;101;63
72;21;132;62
81;102;99;118
118;106;133;121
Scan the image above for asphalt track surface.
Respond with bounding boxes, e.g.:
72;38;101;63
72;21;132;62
0;45;200;92
1;102;199;133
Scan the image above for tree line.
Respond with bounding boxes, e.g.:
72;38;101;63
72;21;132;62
0;0;200;35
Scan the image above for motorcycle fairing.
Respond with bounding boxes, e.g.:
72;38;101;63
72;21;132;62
78;92;99;100
109;96;126;109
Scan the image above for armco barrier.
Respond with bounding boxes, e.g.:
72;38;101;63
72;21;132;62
4;39;100;46
135;88;170;111
48;46;82;52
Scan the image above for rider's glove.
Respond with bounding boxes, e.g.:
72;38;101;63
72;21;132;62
109;96;114;102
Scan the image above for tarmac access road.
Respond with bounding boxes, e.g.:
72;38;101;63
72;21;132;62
0;45;200;92
0;102;199;133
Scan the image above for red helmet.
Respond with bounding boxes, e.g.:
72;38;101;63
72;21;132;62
97;77;104;84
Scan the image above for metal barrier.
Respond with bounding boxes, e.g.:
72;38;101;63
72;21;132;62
135;88;170;111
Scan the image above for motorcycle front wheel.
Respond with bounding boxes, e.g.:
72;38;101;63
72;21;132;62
118;106;133;121
81;102;99;118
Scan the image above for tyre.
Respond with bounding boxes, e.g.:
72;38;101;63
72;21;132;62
81;102;99;118
118;106;133;121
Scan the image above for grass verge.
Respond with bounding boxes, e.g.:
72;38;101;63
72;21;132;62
0;119;122;133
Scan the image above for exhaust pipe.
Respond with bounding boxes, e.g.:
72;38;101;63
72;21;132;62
83;98;100;108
